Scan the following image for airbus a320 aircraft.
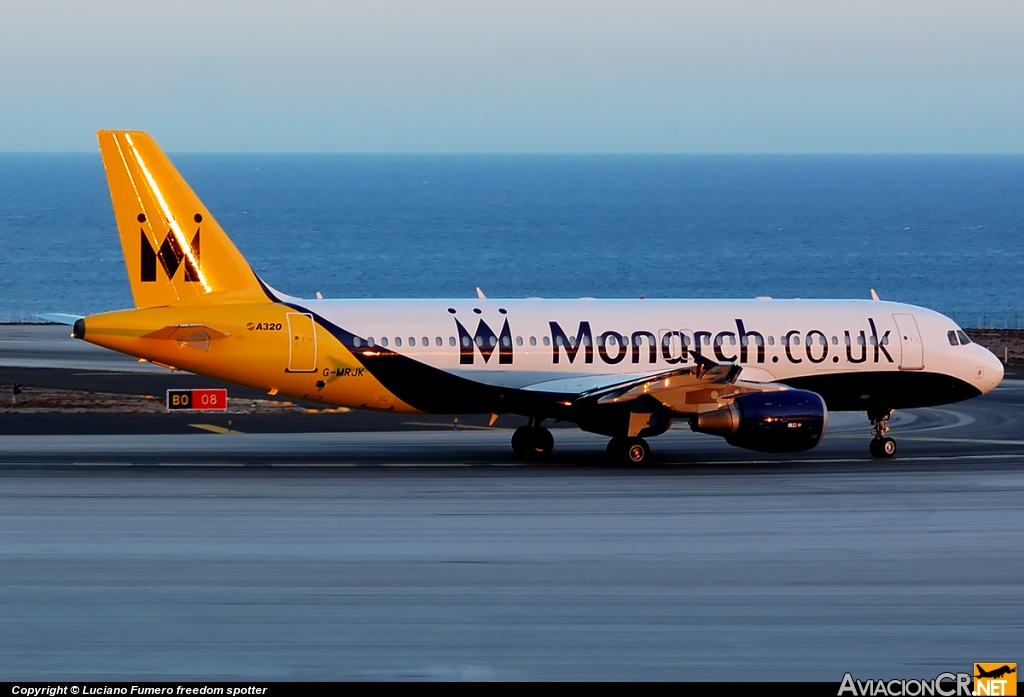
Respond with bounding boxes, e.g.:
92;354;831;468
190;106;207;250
61;131;1004;463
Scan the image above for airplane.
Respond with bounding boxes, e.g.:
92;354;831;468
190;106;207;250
58;131;1004;463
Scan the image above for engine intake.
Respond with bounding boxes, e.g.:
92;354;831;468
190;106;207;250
692;389;827;453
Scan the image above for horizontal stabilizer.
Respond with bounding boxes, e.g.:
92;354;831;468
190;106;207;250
140;324;230;351
37;313;84;325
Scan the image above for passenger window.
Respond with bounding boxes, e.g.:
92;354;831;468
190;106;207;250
831;336;838;345
409;337;416;346
794;336;801;346
354;337;362;347
766;336;774;346
583;335;592;347
530;336;537;346
381;337;389;347
395;337;402;347
819;335;826;346
844;335;851;346
516;336;523;346
501;336;511;347
422;337;428;346
476;336;485;347
556;336;564;347
947;330;959;346
858;335;865;346
957;330;972;345
489;336;497;347
368;337;375;347
450;336;457;347
729;335;736;345
436;337;442;346
462;336;471;348
543;337;550;346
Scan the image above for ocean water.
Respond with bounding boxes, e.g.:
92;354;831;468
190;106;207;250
1;154;1022;327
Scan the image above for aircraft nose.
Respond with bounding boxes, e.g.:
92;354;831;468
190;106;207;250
975;346;1004;394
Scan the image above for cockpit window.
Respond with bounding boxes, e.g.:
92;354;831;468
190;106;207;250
957;330;972;345
947;330;959;346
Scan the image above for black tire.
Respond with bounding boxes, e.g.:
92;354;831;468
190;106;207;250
880;437;897;458
532;427;554;457
869;438;882;457
511;426;532;458
512;426;554;459
605;437;626;460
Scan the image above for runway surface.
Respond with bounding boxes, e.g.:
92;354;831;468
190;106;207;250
2;325;1024;680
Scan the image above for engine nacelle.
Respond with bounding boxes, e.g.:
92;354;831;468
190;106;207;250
691;389;827;453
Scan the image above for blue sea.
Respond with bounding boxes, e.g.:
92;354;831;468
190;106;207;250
1;154;1022;328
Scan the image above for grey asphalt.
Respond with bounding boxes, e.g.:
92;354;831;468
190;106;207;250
1;325;1023;680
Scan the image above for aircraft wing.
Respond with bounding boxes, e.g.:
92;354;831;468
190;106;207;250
569;354;788;415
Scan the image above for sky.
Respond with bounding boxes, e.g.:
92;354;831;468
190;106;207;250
1;0;1022;153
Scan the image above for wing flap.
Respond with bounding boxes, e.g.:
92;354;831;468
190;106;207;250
572;356;789;414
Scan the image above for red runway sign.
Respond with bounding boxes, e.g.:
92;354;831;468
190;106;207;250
166;388;228;411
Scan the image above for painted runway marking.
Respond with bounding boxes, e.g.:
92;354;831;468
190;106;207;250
0;452;1010;469
901;408;977;432
900;436;1024;446
188;423;244;435
403;421;512;431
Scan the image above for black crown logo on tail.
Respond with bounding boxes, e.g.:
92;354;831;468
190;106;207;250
139;213;202;282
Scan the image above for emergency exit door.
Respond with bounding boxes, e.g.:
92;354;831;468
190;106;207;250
286;312;317;372
892;313;924;371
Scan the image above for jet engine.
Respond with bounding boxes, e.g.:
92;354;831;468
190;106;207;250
692;389;827;453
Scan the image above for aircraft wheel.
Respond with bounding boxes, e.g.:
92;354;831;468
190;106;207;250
606;437;651;464
606;437;626;460
870;437;897;458
512;426;553;459
511;427;532;458
880;436;897;458
625;438;650;464
533;427;554;457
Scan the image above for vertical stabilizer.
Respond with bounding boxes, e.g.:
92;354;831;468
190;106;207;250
97;130;266;308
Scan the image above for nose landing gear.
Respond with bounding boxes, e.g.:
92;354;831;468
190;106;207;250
511;418;554;459
868;409;897;458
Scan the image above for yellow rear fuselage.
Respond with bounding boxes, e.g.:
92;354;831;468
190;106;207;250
79;302;417;413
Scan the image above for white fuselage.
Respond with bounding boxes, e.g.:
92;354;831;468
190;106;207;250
296;296;1002;398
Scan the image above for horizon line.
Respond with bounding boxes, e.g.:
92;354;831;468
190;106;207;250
3;150;1024;156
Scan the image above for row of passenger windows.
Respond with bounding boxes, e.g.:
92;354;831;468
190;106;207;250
350;333;892;349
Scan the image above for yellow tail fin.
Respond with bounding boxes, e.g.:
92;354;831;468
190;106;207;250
97;130;267;308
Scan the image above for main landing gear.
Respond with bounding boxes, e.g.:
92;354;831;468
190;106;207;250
511;418;554;459
868;409;897;458
606;436;651;464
